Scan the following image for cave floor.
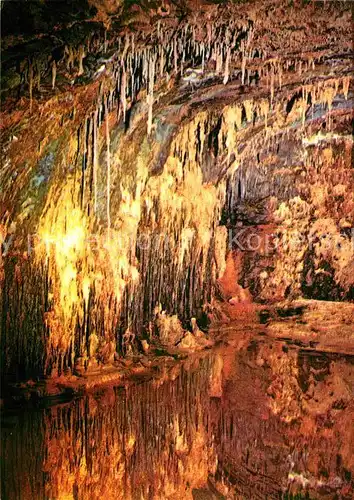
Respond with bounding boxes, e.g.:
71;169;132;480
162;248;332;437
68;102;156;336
1;302;353;499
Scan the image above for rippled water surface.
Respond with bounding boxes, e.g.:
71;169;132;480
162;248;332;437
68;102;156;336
2;335;354;499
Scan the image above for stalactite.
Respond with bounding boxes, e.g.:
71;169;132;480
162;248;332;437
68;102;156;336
300;87;308;126
51;60;57;89
243;100;254;123
105;110;111;237
270;66;275;104
278;63;283;89
258;99;270;129
78;45;86;76
121;34;130;61
65;45;74;72
93;109;98;214
223;47;231;85
222;106;243;162
36;60;41;91
28;60;33;112
147;54;156;136
342;76;350;99
174;37;178;74
235;105;242;130
241;51;246;85
104;30;108;54
159;45;165;78
199;118;206;161
121;67;127;122
215;44;223;73
80;118;88;208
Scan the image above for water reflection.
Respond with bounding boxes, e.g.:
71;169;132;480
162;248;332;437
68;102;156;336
2;337;354;499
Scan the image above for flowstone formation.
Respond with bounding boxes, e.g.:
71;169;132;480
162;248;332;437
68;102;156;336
0;0;353;382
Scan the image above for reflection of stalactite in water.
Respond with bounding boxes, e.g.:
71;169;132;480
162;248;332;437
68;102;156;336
2;346;352;499
1;405;46;500
33;355;216;499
